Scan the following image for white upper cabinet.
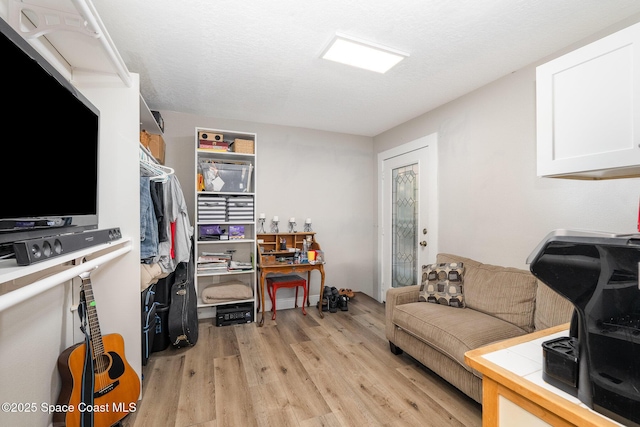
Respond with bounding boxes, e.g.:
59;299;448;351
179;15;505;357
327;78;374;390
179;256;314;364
536;22;640;179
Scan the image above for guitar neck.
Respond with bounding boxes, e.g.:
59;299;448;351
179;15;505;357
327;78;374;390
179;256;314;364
80;273;105;358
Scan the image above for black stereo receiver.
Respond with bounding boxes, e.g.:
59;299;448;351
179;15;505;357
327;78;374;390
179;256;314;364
216;303;253;326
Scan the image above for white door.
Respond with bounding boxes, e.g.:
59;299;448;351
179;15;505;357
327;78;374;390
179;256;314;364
378;134;438;302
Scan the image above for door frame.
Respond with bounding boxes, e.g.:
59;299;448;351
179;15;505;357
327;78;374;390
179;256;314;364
377;133;439;302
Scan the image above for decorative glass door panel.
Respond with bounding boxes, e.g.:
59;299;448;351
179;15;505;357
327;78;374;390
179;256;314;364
379;135;437;303
391;164;418;288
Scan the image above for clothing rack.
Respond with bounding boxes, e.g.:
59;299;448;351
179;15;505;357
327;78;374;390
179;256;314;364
139;142;157;163
140;143;174;182
139;141;192;274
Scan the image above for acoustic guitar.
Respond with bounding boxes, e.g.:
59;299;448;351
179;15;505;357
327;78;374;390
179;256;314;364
53;271;140;427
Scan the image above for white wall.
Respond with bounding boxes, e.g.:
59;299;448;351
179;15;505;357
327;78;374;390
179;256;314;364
160;111;376;303
374;18;640;274
0;273;73;427
75;74;142;377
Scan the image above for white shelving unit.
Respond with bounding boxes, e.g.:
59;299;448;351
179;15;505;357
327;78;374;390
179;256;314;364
194;127;257;321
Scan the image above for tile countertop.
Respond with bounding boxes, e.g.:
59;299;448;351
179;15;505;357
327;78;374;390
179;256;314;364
479;329;624;426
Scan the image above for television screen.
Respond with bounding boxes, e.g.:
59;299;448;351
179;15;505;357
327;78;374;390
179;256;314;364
0;17;99;249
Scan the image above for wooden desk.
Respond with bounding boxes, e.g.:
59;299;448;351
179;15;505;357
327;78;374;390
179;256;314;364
256;232;325;326
465;324;622;427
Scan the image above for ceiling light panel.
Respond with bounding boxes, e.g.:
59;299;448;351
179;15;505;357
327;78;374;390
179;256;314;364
321;33;409;73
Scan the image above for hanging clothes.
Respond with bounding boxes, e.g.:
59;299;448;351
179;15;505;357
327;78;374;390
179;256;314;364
150;180;168;242
140;176;159;261
139;144;192;273
158;174;193;273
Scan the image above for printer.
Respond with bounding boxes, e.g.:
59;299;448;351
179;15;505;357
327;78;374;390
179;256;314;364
528;230;640;427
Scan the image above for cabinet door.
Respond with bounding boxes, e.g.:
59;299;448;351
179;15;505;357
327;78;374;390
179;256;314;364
536;22;640;179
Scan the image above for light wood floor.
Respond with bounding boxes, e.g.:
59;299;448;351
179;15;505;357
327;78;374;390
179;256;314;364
124;293;482;427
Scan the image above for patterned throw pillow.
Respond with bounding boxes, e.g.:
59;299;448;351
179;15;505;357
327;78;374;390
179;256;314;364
419;262;465;308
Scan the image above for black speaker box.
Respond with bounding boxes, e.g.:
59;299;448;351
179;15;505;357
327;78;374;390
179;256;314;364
13;227;122;265
216;303;253;326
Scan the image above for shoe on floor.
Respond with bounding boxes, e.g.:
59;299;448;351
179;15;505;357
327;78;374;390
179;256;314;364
339;288;355;299
338;294;348;311
317;286;331;311
329;287;339;313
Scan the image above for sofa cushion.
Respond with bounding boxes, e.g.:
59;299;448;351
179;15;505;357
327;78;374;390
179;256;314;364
420;262;465;308
534;280;574;331
437;254;537;332
392;301;527;373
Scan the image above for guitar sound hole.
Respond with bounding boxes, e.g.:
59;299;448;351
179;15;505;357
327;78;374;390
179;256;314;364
94;353;112;375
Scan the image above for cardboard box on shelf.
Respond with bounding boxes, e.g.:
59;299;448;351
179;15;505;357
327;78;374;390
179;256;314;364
140;130;166;164
231;138;254;154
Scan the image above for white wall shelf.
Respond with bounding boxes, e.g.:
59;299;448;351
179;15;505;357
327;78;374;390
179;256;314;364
7;0;132;86
0;238;132;312
140;94;162;134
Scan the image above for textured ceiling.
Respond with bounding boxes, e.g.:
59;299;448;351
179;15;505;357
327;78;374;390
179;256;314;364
90;0;640;137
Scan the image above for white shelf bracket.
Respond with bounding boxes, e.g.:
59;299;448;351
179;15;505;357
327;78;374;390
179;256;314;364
7;0;132;87
0;243;131;313
9;0;100;39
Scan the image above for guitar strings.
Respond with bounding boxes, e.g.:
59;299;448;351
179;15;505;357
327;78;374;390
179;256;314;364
84;280;108;391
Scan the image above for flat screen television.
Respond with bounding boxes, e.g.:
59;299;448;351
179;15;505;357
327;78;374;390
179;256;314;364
0;17;99;255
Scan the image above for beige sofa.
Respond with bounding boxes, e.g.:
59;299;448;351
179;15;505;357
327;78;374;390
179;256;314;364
385;253;574;403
